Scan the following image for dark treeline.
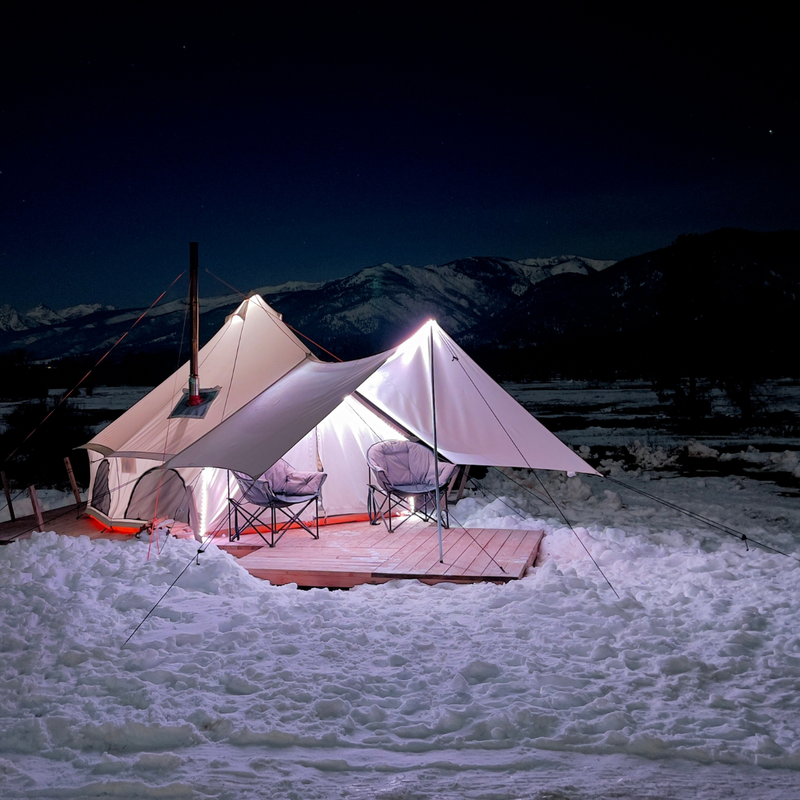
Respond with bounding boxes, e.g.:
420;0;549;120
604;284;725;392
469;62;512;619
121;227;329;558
0;350;180;489
0;349;181;400
0;400;94;489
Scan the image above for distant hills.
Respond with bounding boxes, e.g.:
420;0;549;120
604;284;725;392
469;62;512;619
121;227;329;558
1;229;797;382
0;303;115;333
467;228;800;379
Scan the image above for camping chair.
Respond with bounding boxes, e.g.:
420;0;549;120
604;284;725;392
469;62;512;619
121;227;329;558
229;460;327;547
367;440;457;531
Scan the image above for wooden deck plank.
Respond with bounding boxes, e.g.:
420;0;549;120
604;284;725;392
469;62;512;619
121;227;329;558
378;533;442;574
460;528;516;576
511;528;545;567
444;529;515;580
377;526;478;579
490;530;532;579
444;528;504;576
426;526;487;571
481;528;544;579
245;568;380;589
353;518;430;550
506;528;543;566
0;503;135;544
368;523;442;570
456;528;518;579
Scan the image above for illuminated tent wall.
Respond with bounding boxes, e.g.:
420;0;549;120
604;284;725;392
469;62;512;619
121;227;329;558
82;295;596;539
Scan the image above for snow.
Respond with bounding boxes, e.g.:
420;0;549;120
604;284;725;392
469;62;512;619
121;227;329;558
2;379;799;796
2;463;800;798
0;303;32;332
520;256;617;273
509;378;800;451
257;279;327;295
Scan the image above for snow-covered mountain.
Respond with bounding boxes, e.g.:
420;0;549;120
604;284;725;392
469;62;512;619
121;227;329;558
0;304;30;332
0;254;609;360
0;302;114;333
256;256;615;357
1;229;797;381
472;228;800;379
518;255;616;278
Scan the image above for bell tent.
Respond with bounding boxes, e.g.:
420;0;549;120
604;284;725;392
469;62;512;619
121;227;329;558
82;293;596;539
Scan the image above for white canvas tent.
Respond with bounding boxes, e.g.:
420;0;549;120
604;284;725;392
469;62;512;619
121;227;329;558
82;294;596;539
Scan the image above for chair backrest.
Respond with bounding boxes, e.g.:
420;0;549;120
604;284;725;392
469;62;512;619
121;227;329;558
235;460;322;504
367;440;446;491
262;458;291;493
233;470;275;505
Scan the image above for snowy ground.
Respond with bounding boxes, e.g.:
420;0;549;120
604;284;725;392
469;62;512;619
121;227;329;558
1;464;800;798
509;378;800;452
1;382;799;798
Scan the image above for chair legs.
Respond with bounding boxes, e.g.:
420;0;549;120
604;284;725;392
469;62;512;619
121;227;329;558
274;497;320;542
229;497;320;547
368;486;405;532
368;486;449;532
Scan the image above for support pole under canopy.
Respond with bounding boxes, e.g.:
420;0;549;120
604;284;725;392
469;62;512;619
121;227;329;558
430;324;444;563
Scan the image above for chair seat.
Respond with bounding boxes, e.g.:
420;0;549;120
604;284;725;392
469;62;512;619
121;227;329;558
390;483;440;495
272;492;318;505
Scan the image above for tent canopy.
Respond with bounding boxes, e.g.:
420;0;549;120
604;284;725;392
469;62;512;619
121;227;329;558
358;321;595;475
167;318;596;479
167;350;396;475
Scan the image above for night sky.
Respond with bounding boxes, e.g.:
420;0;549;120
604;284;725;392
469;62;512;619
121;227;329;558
3;9;797;311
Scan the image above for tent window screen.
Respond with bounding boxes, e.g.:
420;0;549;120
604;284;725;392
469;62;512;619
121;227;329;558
91;459;111;516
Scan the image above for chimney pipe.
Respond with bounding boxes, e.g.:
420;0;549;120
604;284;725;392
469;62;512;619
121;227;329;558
188;242;201;406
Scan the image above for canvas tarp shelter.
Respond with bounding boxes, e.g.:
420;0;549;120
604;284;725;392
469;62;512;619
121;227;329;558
82;295;596;539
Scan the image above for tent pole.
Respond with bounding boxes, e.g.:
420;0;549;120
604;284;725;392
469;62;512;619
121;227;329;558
226;469;233;541
430;324;444;562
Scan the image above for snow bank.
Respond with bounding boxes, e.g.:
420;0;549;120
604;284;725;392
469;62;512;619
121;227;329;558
720;446;800;478
1;469;799;797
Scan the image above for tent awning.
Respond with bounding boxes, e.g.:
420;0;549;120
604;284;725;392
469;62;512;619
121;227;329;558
356;321;598;475
166;349;396;476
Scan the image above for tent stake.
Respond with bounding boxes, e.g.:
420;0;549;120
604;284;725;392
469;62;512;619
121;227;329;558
430;324;444;563
64;457;82;508
1;471;15;521
28;485;44;531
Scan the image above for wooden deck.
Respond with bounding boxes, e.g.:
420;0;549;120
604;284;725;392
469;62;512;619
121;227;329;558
0;505;544;589
0;503;132;544
217;518;543;588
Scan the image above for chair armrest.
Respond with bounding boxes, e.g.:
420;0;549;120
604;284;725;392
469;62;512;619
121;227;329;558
437;463;458;488
284;470;326;496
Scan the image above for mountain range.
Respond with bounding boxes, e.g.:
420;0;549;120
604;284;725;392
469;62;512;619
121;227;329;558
1;229;797;380
0;303;115;333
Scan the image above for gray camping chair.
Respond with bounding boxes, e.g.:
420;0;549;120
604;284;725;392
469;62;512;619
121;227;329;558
229;459;327;547
367;440;457;531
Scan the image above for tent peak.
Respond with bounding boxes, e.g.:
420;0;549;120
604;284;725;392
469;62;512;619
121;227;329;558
226;293;284;324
